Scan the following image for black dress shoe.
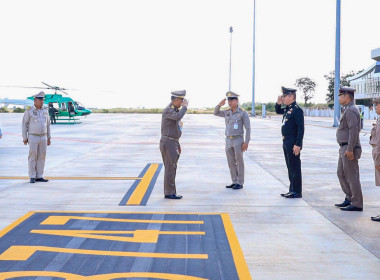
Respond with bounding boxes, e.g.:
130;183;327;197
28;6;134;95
36;178;49;182
371;215;380;222
164;194;183;199
281;192;291;197
30;178;35;183
284;192;302;198
340;205;363;211
226;184;235;188
335;198;351;207
232;184;243;190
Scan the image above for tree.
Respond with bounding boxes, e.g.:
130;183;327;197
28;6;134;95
324;70;363;102
294;77;317;107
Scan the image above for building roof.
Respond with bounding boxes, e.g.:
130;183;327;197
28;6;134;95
347;63;377;82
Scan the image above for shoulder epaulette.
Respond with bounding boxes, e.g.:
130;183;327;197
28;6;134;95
26;106;31;111
170;105;175;109
240;108;245;112
226;108;231;111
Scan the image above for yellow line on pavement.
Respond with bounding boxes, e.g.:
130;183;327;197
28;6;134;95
41;215;204;225
0;176;140;180
0;246;208;261
0;211;35;238
126;163;160;205
221;213;252;280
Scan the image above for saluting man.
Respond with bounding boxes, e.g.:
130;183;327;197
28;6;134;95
275;87;304;198
335;86;363;211
370;97;380;221
22;92;51;183
160;90;188;199
214;91;251;190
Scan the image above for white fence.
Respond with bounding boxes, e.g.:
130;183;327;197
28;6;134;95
303;106;378;120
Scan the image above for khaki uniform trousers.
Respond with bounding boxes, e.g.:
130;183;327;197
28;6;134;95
28;135;47;178
372;148;380;186
225;136;244;185
160;137;180;196
337;145;363;208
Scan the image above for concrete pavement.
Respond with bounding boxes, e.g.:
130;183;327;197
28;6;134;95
0;113;379;279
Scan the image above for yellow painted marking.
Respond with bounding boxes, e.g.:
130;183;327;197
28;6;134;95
41;215;204;225
221;213;252;279
30;229;205;243
0;176;139;180
0;246;208;261
0;271;207;280
126;163;159;205
0;211;35;238
35;210;221;215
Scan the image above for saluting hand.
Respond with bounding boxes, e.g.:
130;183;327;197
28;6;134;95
47;138;51;146
375;165;380;172
219;99;226;107
182;99;189;107
277;95;283;105
293;145;301;156
242;143;248;152
344;150;354;161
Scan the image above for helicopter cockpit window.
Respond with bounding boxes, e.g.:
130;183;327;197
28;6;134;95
61;102;67;111
52;102;59;110
75;101;85;110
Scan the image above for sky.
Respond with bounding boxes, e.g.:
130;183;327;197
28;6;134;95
0;0;379;109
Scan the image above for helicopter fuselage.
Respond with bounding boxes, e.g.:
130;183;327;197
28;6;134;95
27;94;91;117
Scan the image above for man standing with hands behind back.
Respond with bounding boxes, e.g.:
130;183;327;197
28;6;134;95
369;97;380;221
22;92;51;184
276;87;304;198
335;86;363;211
214;91;251;190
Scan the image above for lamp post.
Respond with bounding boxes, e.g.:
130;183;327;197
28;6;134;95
251;0;256;116
333;0;341;127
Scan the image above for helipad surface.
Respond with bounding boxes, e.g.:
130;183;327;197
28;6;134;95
0;113;379;279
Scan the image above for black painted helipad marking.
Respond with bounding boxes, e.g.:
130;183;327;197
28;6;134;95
119;163;162;206
0;211;251;279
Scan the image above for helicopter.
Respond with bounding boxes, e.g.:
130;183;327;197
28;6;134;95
1;82;92;124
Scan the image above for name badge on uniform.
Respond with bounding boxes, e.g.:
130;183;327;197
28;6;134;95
234;122;239;130
179;121;183;131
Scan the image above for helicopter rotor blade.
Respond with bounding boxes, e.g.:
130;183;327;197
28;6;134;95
59;89;69;95
0;85;50;89
41;82;54;88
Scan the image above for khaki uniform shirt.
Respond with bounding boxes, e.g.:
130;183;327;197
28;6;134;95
370;118;380;165
22;105;51;141
214;105;251;143
336;101;361;151
161;103;188;140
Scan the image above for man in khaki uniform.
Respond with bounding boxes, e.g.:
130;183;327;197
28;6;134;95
335;86;363;211
22;92;51;183
369;97;380;221
160;90;188;199
214;91;251;189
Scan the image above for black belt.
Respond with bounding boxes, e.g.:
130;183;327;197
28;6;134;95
162;135;179;142
339;142;361;149
282;136;296;140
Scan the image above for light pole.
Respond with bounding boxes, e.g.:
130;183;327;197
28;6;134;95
229;26;233;92
251;0;256;116
333;0;341;127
